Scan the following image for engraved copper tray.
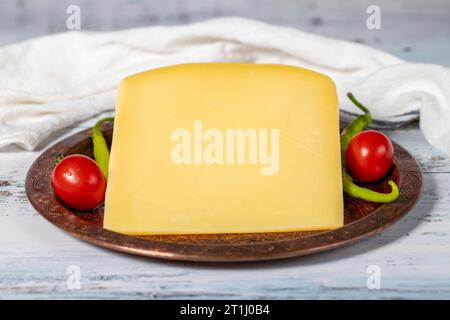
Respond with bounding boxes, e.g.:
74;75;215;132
25;122;423;262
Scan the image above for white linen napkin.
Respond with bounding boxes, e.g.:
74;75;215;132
1;17;449;155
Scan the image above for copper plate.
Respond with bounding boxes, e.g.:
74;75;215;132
25;122;423;262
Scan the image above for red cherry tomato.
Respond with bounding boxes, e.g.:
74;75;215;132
51;154;106;211
345;130;394;182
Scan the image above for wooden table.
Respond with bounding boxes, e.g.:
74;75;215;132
1;0;449;299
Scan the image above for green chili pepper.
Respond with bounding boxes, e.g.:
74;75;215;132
340;93;372;153
341;93;399;203
342;169;399;203
92;117;114;179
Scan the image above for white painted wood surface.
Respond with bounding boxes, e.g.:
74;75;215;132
1;0;450;299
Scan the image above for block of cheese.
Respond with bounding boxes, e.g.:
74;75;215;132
103;63;343;235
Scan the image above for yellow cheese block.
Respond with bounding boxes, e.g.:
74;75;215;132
103;63;343;235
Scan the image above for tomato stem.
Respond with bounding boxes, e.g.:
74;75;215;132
54;153;64;165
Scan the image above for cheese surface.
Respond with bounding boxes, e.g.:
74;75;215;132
104;63;343;235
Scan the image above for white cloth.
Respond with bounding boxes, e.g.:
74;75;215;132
1;17;450;155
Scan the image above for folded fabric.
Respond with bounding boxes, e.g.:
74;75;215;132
0;17;449;155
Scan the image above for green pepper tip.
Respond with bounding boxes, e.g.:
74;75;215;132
347;92;370;115
92;117;114;179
